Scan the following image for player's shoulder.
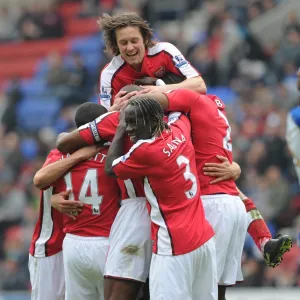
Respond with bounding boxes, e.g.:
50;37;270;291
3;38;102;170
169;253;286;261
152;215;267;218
101;55;126;79
148;42;180;56
48;148;63;159
94;111;119;125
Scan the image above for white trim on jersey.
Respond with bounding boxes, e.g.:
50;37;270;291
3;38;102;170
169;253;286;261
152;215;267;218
34;187;54;257
112;137;155;167
168;112;182;125
124;179;137;199
100;57;125;109
147;42;199;78
144;177;173;255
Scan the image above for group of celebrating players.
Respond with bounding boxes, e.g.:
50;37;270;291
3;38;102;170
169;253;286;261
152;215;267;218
28;12;293;300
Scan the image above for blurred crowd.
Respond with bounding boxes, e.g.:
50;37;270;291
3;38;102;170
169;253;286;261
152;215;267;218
0;0;299;292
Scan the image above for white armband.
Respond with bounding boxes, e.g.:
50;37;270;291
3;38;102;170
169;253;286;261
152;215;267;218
156;79;166;86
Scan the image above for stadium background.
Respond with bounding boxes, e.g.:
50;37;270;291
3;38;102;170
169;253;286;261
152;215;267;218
0;0;299;299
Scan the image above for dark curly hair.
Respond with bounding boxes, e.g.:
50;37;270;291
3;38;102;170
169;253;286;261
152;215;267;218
98;12;156;56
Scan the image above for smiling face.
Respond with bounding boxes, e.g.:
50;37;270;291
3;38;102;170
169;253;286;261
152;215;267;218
116;26;146;72
124;104;154;143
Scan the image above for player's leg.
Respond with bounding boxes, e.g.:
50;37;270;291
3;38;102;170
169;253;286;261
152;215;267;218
28;252;65;300
218;196;247;299
237;187;292;267
192;237;218;300
104;198;152;300
104;278;142;300
63;234;107;300
218;286;226;300
202;194;247;299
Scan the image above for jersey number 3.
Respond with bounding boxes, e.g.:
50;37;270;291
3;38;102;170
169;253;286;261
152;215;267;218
64;169;103;215
176;155;198;199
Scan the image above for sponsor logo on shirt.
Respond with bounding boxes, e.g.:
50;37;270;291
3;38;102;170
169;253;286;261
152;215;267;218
155;66;166;78
174;55;188;68
99;86;112;101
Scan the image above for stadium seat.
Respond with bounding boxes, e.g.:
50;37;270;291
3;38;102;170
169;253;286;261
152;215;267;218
71;34;104;53
16;97;61;132
206;86;237;105
20;78;49;96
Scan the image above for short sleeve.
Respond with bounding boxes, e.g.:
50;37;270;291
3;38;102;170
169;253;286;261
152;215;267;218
162;42;200;78
99;68;113;109
78;112;119;144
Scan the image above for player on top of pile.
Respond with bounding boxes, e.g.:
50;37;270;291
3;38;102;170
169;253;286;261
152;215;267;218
98;12;206;110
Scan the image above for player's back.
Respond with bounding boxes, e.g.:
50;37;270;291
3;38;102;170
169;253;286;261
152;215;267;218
132;113;214;255
54;147;120;237
166;89;237;196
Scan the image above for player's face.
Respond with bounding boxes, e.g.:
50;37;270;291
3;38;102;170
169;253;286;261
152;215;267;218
124;105;152;143
116;26;146;72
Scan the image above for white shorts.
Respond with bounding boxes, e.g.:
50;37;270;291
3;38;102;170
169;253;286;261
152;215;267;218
149;238;218;300
104;197;152;282
286;113;300;184
63;233;109;300
202;194;247;286
28;251;65;300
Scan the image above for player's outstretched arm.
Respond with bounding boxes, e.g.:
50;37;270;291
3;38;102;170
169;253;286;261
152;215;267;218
203;155;241;184
56;130;89;153
139;76;206;94
134;92;169;110
33;145;100;189
105;113;127;177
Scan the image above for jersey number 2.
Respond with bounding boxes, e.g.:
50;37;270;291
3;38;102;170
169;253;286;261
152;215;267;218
176;155;198;199
64;169;103;215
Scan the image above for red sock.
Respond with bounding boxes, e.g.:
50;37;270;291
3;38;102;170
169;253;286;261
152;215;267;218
243;198;272;252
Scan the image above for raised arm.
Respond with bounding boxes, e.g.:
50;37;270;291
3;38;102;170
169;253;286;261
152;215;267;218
105;116;127;177
33;145;100;189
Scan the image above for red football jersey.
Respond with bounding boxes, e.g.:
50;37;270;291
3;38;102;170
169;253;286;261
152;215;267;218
49;147;120;237
99;42;200;108
112;113;214;256
165;89;238;196
78;111;145;201
29;149;65;257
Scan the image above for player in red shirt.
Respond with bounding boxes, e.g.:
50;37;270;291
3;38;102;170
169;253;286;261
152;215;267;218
57;95;152;300
134;89;292;299
30;103;120;300
98;12;206;110
104;97;217;299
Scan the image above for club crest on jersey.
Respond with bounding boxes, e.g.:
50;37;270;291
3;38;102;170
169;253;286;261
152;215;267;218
155;66;166;78
174;55;188;68
99;86;112;102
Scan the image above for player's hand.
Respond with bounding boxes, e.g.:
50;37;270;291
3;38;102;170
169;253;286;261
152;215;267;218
203;155;241;184
72;145;102;161
140;85;169;93
118;108;126;129
110;90;138;111
51;190;83;220
135;77;158;86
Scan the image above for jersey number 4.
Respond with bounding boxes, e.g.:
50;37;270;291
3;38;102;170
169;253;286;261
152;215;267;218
64;169;103;215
